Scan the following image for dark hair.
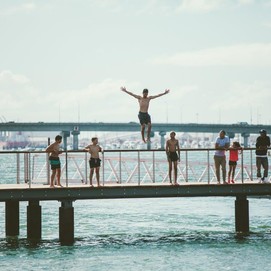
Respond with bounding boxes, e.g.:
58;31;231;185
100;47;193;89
143;88;148;93
55;135;62;141
259;129;267;134
91;137;98;142
219;130;226;135
233;141;241;148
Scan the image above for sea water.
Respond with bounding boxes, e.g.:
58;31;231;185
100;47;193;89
0;153;271;271
0;197;271;271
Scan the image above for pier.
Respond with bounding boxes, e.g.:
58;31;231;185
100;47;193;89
0;148;271;245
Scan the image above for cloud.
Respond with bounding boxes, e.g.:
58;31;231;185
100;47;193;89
0;74;140;122
0;2;36;16
153;43;271;67
177;0;226;13
0;70;30;84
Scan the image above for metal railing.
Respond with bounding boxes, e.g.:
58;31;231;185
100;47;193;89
0;148;269;187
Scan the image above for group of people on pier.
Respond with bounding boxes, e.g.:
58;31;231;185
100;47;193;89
45;87;270;187
214;129;270;184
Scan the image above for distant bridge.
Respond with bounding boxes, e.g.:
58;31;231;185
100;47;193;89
0;122;270;149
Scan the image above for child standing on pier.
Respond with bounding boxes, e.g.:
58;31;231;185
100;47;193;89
45;135;63;188
84;137;102;187
228;141;242;184
166;131;180;185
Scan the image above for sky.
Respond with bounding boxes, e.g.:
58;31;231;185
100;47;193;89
1;0;271;125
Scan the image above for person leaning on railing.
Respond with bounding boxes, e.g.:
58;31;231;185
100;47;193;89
214;130;230;184
45;135;63;188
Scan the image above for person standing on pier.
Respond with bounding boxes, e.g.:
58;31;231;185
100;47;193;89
46;135;63;188
166;131;180;185
84;137;102;187
120;86;170;143
227;141;242;184
256;129;270;183
214;130;230;184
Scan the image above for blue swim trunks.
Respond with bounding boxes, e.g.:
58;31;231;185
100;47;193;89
49;156;61;170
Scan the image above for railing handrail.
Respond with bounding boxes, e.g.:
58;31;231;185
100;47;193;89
0;147;264;154
0;148;268;187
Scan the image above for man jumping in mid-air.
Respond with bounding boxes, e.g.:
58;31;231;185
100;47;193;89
120;86;170;142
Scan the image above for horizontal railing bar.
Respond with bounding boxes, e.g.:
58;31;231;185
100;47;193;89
0;147;262;154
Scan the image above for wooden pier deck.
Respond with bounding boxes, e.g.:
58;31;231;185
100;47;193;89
0;182;271;202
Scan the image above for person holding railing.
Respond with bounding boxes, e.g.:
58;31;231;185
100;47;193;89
120;86;170;143
84;137;102;187
45;135;63;188
166;131;180;185
227;141;242;184
256;129;270;183
214;130;230;184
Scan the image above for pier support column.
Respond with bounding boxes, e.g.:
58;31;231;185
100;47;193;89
59;200;74;245
235;195;249;233
72;128;80;150
61;131;70;151
27;201;42;240
241;133;250;148
5;201;19;236
159;131;166;150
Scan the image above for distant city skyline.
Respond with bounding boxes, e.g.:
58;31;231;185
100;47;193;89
1;0;271;125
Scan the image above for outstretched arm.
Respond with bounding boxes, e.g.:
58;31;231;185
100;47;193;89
149;89;170;99
120;86;141;99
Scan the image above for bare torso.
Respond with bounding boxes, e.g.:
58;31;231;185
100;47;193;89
87;144;101;159
138;97;151;113
46;142;61;157
166;139;179;152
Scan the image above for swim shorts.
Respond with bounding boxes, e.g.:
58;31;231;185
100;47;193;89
89;158;101;168
138;111;151;125
49;156;61;170
229;160;237;166
168;152;179;162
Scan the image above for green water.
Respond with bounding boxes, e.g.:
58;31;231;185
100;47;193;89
0;197;271;271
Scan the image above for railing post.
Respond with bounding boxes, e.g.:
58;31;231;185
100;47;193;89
207;150;210;184
250;149;253;181
102;151;105;186
24;153;29;184
138;151;140;185
65;151;68;187
119;151;122;184
85;151;88;184
28;152;31;188
185;150;188;182
153;151;155;183
46;152;50;185
16;153;20;184
241;150;244;183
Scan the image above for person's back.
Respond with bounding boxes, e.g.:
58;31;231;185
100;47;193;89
256;129;270;183
256;133;270;156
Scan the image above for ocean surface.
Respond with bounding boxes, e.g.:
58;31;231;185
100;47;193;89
0;152;271;271
0;197;271;271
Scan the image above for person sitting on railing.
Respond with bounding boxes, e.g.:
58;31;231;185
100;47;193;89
84;137;102;187
45;135;63;188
